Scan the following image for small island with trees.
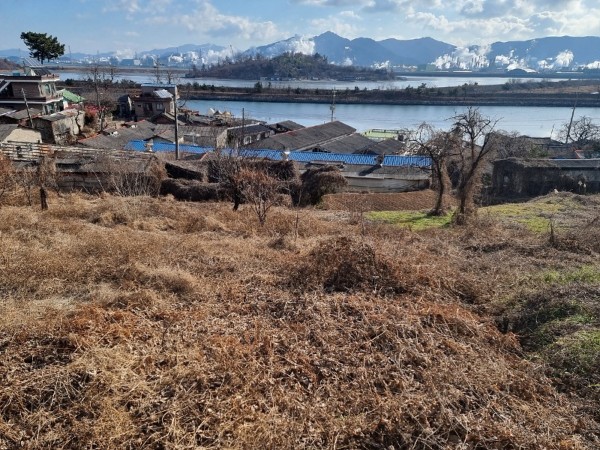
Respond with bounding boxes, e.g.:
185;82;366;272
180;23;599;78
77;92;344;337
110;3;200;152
185;52;394;82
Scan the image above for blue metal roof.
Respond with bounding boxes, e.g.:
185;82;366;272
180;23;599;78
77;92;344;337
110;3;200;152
242;150;284;160
125;140;212;155
383;155;431;167
123;142;431;167
290;152;378;165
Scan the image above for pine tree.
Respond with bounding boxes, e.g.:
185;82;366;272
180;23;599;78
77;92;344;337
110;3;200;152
20;32;65;65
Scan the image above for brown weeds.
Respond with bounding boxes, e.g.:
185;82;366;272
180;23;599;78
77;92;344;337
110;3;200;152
0;193;598;449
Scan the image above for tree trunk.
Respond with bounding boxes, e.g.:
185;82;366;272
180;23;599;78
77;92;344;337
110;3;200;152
453;180;476;225
40;187;48;211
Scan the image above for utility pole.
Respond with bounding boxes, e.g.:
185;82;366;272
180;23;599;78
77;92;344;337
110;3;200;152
565;92;579;145
329;87;336;122
174;85;180;160
241;107;245;149
21;88;34;127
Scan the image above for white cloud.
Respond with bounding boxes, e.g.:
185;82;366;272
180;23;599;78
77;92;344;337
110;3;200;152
310;16;360;37
102;0;173;13
146;1;281;44
339;10;362;19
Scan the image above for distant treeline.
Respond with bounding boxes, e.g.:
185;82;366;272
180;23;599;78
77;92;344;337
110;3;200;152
179;79;600;107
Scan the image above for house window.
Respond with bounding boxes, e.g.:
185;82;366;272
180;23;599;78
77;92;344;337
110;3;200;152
157;103;164;110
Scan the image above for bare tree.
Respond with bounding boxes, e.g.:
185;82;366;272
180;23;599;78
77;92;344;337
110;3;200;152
95;156;166;197
450;107;499;225
36;157;58;210
86;63;117;132
235;168;279;226
412;123;458;216
0;155;16;207
487;131;547;159
558;116;600;145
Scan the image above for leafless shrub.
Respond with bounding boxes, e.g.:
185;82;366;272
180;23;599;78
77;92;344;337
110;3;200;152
96;156;166;197
207;155;298;211
235;168;280;226
0;155;16;206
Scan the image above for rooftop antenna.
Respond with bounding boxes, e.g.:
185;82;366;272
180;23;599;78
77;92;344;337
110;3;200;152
329;87;336;122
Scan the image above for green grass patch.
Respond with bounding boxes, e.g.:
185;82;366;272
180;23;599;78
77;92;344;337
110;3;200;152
529;312;596;349
367;210;452;230
546;330;600;377
480;196;583;232
540;265;600;285
480;200;574;233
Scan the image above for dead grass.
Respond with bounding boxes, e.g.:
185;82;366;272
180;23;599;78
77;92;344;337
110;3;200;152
322;190;456;212
0;191;599;449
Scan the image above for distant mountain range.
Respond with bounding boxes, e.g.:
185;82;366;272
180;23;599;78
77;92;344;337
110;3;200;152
244;33;600;71
3;33;600;71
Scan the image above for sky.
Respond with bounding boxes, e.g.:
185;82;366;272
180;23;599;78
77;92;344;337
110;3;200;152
1;0;600;55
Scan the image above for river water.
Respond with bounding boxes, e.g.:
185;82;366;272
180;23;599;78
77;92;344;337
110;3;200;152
56;70;596;137
184;99;599;138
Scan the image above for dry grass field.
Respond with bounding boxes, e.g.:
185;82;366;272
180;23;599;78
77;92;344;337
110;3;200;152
0;190;599;449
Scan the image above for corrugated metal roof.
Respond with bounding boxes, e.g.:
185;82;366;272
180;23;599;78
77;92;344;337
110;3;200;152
290;152;377;165
383;155;431;167
153;89;173;99
62;89;84;103
125;140;211;155
245;121;356;151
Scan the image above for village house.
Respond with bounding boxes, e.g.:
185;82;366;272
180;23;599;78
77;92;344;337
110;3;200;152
222;149;432;192
131;83;177;119
32;109;85;145
78;121;163;150
245;120;406;155
0;68;63;115
181;126;228;148
492;158;600;197
0;124;42;145
0;108;43;127
227;123;273;147
267;120;305;134
244;121;357;151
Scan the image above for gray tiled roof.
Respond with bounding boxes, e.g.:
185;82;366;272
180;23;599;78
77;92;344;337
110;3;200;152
499;157;600;169
316;133;374;154
79;126;158;150
0;124;18;142
364;138;406;155
245;121;355;151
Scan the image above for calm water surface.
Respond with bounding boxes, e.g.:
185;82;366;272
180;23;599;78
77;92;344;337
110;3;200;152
185;100;599;138
55;71;595;137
